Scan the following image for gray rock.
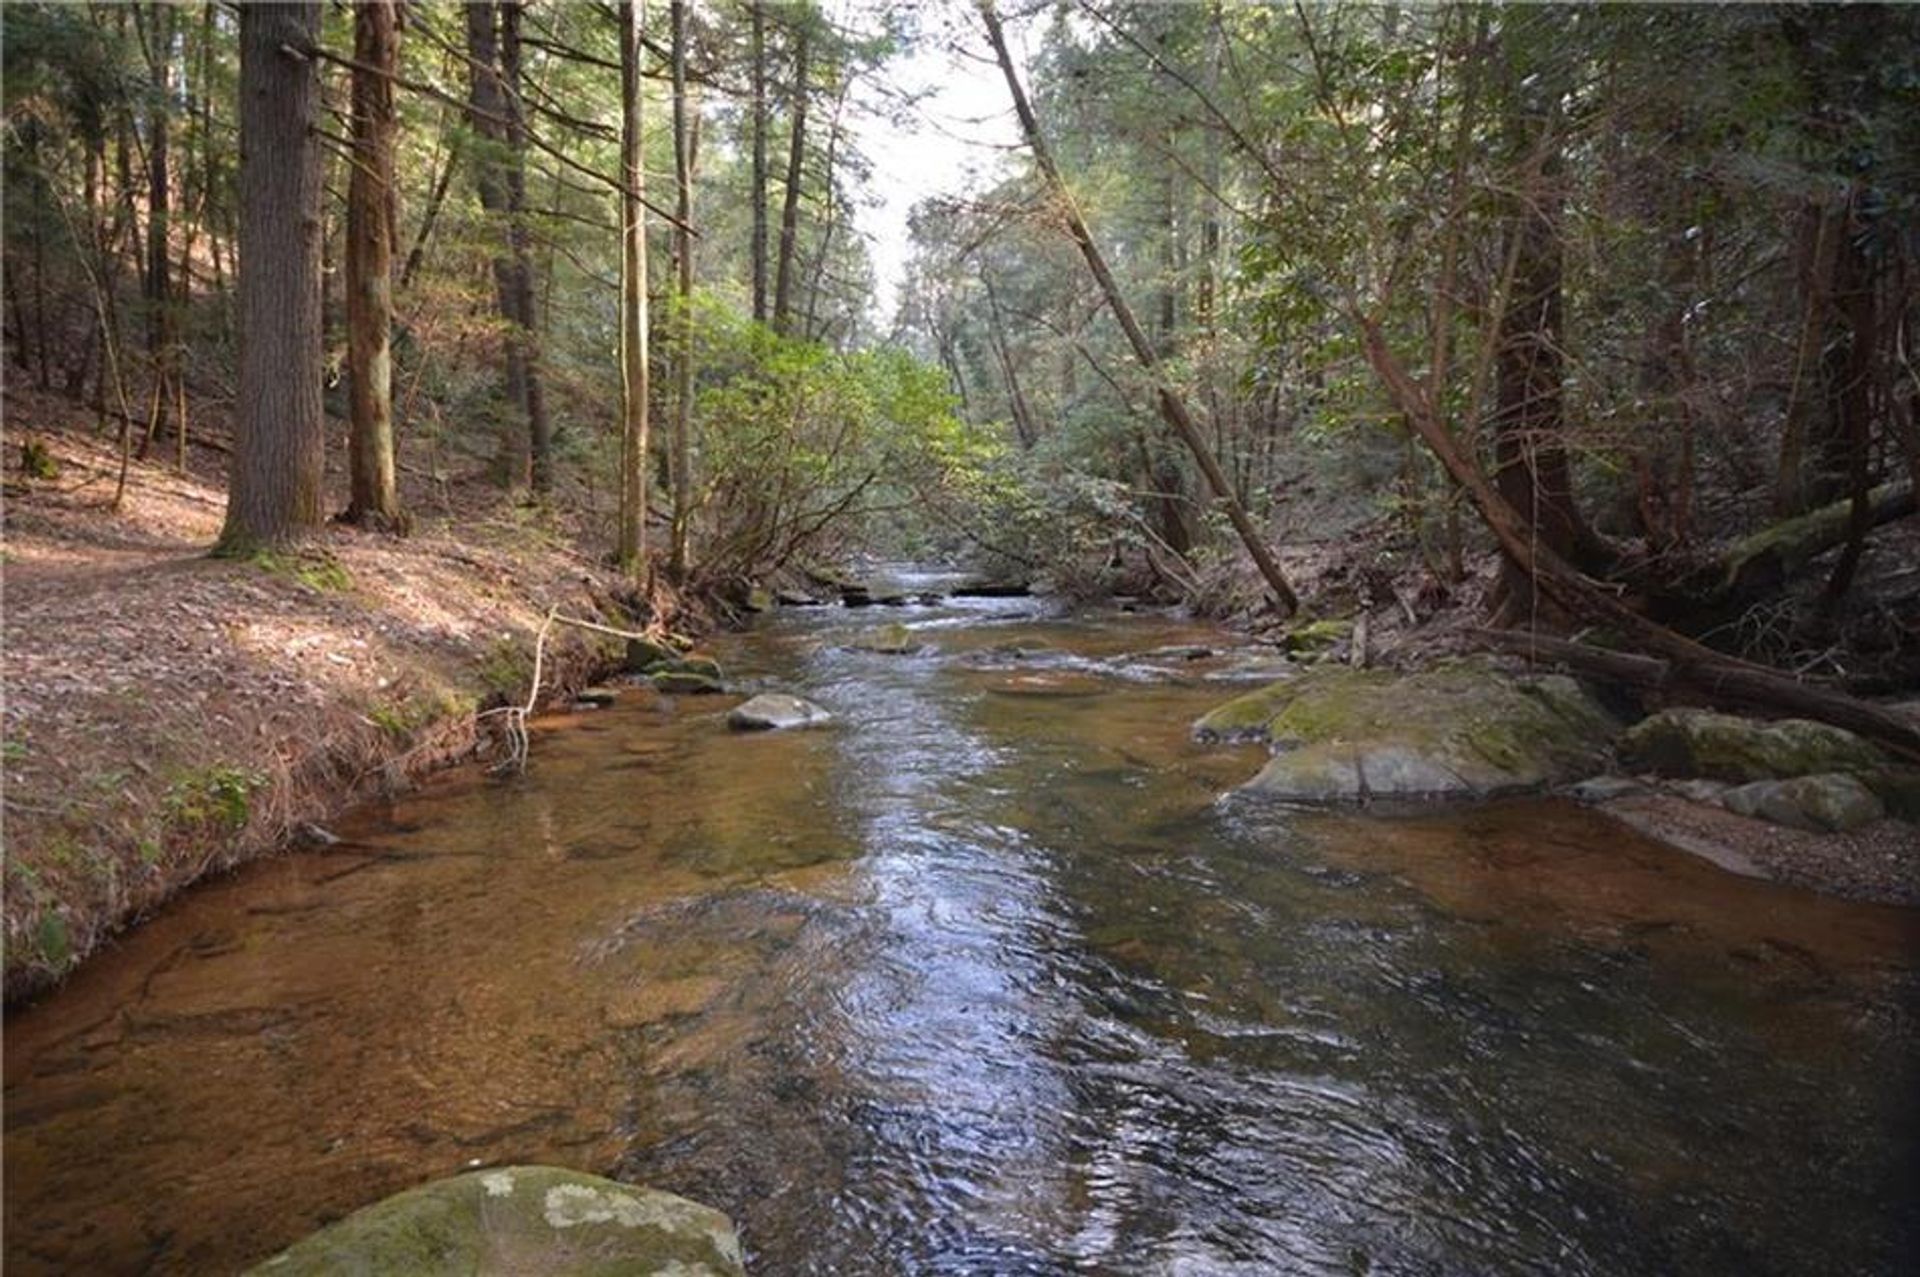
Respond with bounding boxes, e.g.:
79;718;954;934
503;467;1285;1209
1669;778;1731;805
1619;708;1887;783
1568;775;1646;803
1722;773;1886;833
246;1165;744;1276
573;686;620;707
729;692;832;731
775;589;822;607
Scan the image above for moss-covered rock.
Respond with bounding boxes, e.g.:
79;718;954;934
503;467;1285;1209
1856;767;1920;822
246;1166;744;1276
1280;617;1352;657
652;670;723;695
1618;708;1887;783
848;622;919;655
1197;658;1619;805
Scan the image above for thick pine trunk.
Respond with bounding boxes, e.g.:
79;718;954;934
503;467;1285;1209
345;0;404;530
217;1;325;554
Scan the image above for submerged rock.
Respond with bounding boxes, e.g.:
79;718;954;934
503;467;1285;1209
984;672;1107;698
1722;773;1886;833
847;622;920;655
729;692;832;731
1198;658;1618;805
246;1166;744;1276
1619;708;1886;783
652;670;723;695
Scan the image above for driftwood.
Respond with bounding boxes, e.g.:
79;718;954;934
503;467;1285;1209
1471;628;1920;763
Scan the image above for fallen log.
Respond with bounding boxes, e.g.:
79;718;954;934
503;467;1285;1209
1713;481;1915;603
1471;628;1920;763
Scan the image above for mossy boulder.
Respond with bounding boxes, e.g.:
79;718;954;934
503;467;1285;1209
1197;658;1619;805
1280;617;1352;657
246;1166;744;1276
652;670;723;695
1618;708;1887;783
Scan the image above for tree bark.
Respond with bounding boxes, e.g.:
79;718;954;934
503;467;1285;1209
669;0;695;579
618;0;651;571
137;1;178;465
217;1;325;554
500;0;552;496
345;0;405;530
772;14;811;336
979;0;1299;613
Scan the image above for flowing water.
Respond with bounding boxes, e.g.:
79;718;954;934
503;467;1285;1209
6;574;1918;1274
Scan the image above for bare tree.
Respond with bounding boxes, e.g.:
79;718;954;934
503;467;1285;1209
618;0;651;571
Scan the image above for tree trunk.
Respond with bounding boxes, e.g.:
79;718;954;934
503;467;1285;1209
669;0;695;579
1487;48;1605;618
772;16;811;336
618;0;651;572
141;0;177;464
979;0;1299;614
344;0;405;530
500;0;551;496
217;1;325;554
749;0;769;324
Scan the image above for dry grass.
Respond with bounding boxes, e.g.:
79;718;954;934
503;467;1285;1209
2;387;691;1000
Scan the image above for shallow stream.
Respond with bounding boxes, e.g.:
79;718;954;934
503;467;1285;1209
6;573;1917;1274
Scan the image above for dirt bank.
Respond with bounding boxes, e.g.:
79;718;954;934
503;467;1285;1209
2;399;686;1001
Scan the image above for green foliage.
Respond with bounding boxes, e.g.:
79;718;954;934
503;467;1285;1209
686;293;993;578
163;765;266;831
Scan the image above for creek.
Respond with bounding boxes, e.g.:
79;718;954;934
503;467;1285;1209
5;571;1917;1274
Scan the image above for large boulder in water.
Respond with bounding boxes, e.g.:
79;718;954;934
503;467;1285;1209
1618;707;1887;783
246;1166;744;1276
729;692;832;730
1196;658;1619;805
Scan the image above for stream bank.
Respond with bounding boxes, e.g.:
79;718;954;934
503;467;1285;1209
6;584;1916;1273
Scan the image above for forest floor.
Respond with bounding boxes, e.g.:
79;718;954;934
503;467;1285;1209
1;389;685;1001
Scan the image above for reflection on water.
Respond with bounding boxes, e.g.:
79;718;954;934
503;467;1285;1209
6;580;1918;1274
